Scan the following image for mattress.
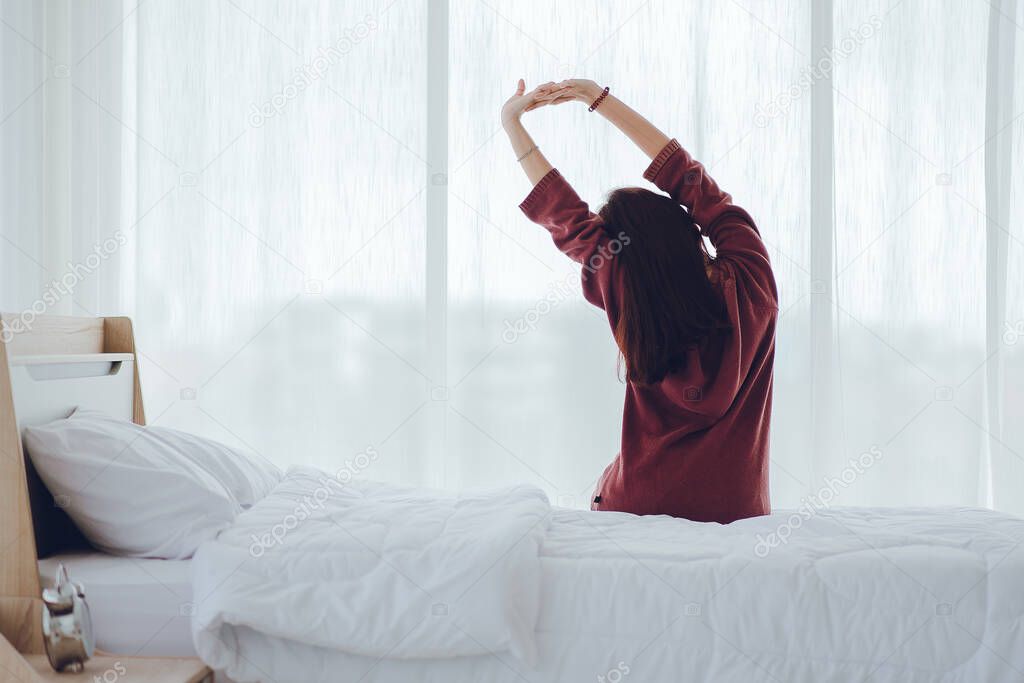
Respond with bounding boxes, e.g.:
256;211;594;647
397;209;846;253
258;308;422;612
38;552;196;657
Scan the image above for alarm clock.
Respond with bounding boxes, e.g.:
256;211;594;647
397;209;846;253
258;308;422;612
41;564;95;673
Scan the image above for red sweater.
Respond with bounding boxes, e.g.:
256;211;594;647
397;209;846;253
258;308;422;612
520;139;778;523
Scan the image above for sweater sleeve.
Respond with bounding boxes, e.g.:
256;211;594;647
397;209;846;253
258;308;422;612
644;139;778;308
519;169;621;322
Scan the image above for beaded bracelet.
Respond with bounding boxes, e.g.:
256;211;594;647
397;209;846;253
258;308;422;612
588;86;610;112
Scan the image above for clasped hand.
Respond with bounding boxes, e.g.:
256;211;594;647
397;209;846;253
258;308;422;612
500;78;603;128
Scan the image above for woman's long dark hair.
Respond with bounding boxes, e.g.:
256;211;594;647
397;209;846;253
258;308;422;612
598;187;729;385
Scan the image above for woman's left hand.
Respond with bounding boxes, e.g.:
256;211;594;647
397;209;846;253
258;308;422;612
500;79;559;128
533;79;603;107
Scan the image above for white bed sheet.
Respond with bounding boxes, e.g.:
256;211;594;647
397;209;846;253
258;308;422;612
39;552;196;657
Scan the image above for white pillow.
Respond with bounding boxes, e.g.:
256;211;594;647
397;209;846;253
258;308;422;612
23;410;280;559
141;420;281;508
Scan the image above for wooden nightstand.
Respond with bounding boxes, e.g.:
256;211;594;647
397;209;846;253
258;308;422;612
23;654;213;682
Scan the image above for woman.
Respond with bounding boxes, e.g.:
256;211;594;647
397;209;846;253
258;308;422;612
501;79;778;523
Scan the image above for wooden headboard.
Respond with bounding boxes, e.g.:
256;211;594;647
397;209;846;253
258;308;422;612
0;314;146;654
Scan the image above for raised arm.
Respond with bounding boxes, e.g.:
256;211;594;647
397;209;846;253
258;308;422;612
501;80;622;320
642;139;776;306
537;79;750;225
536;79;670;159
538;79;776;307
501;79;557;185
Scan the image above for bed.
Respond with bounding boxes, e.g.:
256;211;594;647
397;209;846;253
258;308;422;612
32;504;1024;683
192;491;1024;682
4;314;1024;683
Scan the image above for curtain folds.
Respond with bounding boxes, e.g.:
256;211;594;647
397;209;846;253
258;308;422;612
985;0;1023;513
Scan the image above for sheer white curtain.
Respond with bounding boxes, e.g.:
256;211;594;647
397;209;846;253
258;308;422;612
128;0;432;487
1;0;133;319
2;0;1022;513
829;1;990;505
988;0;1024;513
829;0;1023;513
0;1;47;312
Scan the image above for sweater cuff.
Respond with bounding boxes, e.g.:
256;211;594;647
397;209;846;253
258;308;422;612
643;138;682;184
518;168;564;215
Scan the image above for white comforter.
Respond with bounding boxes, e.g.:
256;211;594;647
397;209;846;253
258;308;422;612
192;469;1024;683
192;467;550;675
